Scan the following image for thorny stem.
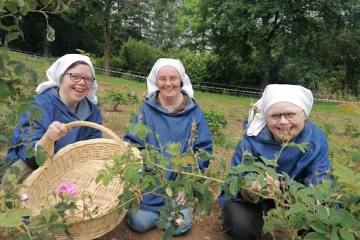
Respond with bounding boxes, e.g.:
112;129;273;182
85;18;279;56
148;161;225;184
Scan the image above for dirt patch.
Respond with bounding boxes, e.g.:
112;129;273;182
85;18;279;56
97;203;229;240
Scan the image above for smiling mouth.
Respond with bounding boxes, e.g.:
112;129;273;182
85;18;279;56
73;88;85;93
278;127;293;132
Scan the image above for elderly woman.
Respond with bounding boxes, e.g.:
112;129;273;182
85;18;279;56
2;54;102;183
218;84;332;240
124;58;213;235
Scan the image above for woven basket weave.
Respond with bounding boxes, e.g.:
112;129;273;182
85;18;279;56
21;121;139;240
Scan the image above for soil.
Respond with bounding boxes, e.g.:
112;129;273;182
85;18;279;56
96;98;235;240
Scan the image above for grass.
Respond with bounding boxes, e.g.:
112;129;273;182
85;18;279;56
7;51;357;114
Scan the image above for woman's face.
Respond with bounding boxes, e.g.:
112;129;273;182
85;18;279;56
58;63;93;107
266;102;306;142
156;66;182;99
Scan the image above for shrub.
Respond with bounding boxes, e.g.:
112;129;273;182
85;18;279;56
204;110;227;143
120;38;163;74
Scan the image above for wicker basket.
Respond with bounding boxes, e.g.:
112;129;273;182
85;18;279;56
21;121;140;240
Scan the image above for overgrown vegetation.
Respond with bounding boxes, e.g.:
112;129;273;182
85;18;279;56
1;2;360;240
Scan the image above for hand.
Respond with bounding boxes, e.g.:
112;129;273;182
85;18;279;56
241;172;280;200
37;121;71;150
44;121;70;142
176;189;186;206
132;185;143;203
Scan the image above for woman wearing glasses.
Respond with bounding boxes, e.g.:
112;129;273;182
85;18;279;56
2;54;102;183
218;84;332;240
124;58;212;236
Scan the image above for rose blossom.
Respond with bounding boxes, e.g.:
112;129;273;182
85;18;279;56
58;182;77;197
175;218;185;226
21;193;30;201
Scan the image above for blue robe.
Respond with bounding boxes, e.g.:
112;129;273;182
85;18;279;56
3;88;102;169
218;120;332;207
124;94;213;212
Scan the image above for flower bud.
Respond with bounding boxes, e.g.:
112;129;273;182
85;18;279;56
21;193;30;201
175;218;185;226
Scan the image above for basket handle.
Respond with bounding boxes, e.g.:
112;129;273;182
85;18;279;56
46;121;126;155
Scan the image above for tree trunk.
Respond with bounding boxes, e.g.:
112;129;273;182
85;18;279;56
103;1;112;76
261;42;271;90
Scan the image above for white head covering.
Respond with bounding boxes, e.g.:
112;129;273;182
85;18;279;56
146;58;194;98
247;84;314;136
35;54;98;105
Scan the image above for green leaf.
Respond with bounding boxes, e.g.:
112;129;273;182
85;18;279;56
0;216;22;227
128;123;140;135
229;178;240;196
35;149;47;166
8;208;32;218
330;228;340;240
130;168;140;184
5;2;18;12
28;69;38;83
327;216;341;225
25;147;35;158
42;209;52;222
165;186;173;197
192;182;205;194
160;208;171;218
341;210;353;229
166;142;181;156
173;156;195;166
6;31;22;44
39;0;48;6
54;202;69;212
46;25;55;41
163;224;175;240
286;204;307;216
311;222;328;234
339;229;355;240
304;232;327;240
14;63;26;77
18;103;30;114
16;0;25;7
48;222;66;234
95;174;103;184
212;155;226;169
24;0;37;10
30;107;43;120
102;174;110;186
156;218;168;229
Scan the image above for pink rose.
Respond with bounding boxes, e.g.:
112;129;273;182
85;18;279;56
175;218;185;226
58;182;77;197
21;193;30;201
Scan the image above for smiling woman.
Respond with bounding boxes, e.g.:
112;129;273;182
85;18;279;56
124;58;213;237
218;84;333;240
1;54;102;184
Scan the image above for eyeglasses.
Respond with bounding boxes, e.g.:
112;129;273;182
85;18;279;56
267;111;303;122
157;76;180;83
64;73;95;85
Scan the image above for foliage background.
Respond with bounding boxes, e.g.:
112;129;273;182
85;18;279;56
3;0;360;98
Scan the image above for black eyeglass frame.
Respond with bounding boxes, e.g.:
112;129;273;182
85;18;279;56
64;72;95;85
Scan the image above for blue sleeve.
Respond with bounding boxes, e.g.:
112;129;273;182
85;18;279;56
15;106;53;162
304;140;332;186
87;107;103;139
218;139;245;207
193;109;213;170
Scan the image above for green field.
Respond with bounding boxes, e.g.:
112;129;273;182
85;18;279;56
7;52;360;161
